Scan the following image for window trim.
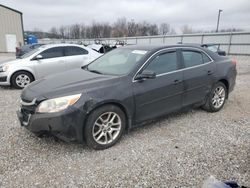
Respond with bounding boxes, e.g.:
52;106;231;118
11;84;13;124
132;47;214;83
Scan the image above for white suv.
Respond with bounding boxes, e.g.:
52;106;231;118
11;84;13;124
0;44;102;89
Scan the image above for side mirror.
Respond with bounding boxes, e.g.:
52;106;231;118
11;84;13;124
217;50;226;56
34;54;43;60
135;70;156;81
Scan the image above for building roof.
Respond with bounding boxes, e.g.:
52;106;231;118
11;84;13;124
0;4;22;15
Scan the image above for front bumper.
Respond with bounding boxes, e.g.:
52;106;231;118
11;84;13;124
17;105;87;143
0;72;10;86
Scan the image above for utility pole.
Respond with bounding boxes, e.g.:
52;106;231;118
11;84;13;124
216;9;223;32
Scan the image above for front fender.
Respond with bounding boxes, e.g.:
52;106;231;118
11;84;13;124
83;98;134;130
8;67;36;82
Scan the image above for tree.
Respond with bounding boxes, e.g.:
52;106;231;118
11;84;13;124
159;23;170;35
128;19;138;37
112;18;128;37
70;24;81;39
49;27;59;38
148;24;158;35
59;25;66;39
102;23;112;38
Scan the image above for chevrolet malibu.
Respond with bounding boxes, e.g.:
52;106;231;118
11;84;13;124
0;44;101;89
17;45;237;149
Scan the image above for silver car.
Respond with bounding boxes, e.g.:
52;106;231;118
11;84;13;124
0;44;102;89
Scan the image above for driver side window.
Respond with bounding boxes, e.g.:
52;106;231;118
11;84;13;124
145;51;178;75
39;47;64;59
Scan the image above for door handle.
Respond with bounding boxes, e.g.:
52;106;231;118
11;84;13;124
174;79;182;85
207;70;213;75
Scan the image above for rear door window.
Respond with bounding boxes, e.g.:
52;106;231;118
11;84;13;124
39;47;64;59
182;50;204;68
64;46;88;56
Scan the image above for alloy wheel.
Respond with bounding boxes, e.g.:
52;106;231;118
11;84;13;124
92;112;122;145
212;86;226;109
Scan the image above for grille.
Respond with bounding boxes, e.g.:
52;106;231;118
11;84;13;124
20;98;37;113
21;108;31;122
21;105;36;114
0;76;7;82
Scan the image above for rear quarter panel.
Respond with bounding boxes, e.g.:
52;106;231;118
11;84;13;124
214;57;237;92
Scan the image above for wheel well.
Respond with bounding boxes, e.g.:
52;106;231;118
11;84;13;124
218;79;229;91
84;102;130;130
218;79;229;98
11;70;35;83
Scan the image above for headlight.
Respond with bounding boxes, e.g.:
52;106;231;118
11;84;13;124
37;94;81;113
0;64;9;72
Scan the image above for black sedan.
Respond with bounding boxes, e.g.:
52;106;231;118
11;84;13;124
17;45;237;149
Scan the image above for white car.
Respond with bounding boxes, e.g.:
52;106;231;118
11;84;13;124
0;44;102;89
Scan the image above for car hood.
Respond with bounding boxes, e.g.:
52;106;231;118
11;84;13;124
21;69;118;102
0;59;23;66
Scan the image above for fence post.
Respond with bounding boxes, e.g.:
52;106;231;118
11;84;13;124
181;35;183;43
201;34;204;44
228;32;233;55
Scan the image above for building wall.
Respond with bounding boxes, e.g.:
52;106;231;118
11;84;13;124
0;5;23;52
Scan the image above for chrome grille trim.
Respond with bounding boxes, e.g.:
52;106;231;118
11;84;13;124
21;98;37;106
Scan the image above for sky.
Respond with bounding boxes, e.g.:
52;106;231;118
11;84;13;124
1;0;250;33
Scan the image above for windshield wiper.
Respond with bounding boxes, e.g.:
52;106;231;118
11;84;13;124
88;69;103;74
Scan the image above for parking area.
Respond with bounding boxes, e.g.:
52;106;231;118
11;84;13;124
0;54;249;187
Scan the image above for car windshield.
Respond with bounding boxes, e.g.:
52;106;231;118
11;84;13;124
86;48;147;75
20;47;41;59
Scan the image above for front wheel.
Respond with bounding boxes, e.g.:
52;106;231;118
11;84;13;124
11;71;34;89
202;82;227;112
84;105;126;150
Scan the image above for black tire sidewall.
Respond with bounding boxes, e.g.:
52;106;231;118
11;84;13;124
208;82;227;112
84;105;126;150
11;71;34;89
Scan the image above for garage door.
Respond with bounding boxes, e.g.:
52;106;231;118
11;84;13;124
5;34;17;52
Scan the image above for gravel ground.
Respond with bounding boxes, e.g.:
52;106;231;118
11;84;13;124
0;54;249;187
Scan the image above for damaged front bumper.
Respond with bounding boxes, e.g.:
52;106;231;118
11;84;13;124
17;104;86;143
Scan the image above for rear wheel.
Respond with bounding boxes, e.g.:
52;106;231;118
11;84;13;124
202;82;227;112
84;105;126;150
11;71;34;89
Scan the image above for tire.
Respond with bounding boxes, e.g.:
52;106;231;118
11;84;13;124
84;105;126;150
11;71;34;89
202;82;227;112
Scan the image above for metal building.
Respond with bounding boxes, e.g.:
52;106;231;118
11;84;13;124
0;4;24;53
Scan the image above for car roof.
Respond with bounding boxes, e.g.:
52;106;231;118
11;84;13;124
122;44;207;52
40;43;86;49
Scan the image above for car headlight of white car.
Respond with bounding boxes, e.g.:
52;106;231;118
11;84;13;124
37;94;81;113
0;64;9;72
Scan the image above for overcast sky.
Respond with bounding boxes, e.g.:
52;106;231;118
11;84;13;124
1;0;250;32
